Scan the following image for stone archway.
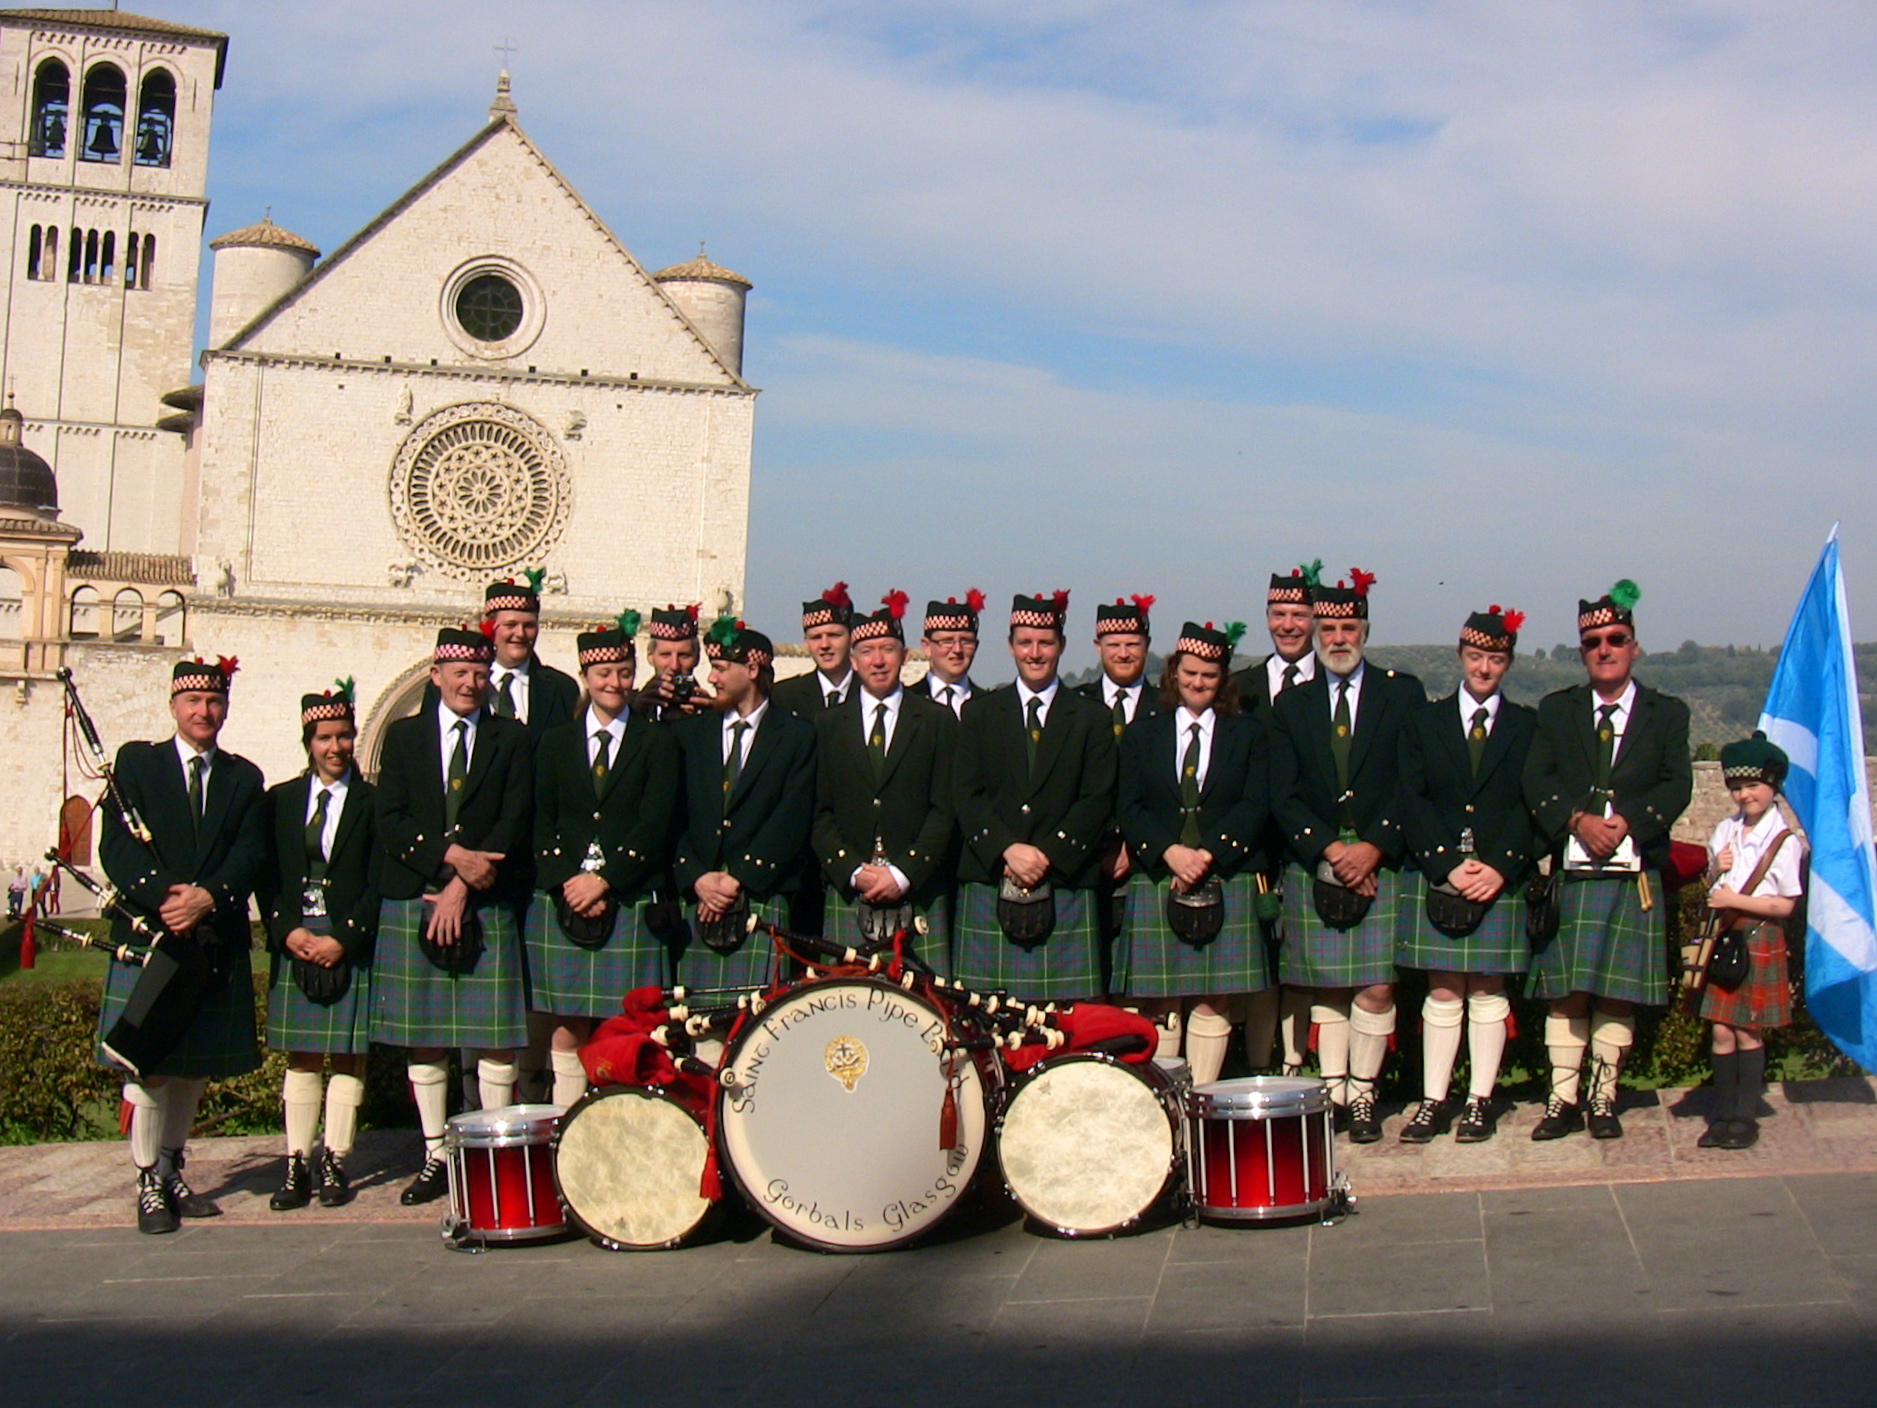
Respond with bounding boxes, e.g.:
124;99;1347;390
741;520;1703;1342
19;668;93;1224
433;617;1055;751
358;657;433;780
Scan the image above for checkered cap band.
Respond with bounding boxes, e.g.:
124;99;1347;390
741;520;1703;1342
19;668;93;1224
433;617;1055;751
484;592;535;614
1312;597;1365;620
1722;762;1777;784
1010;608;1062;629
1459;623;1514;652
800;604;842;630
300;698;354;727
851;615;902;643
1268;576;1310;605
1577;600;1632;633
649;617;696;640
924;607;975;633
1176;633;1229;663
577;641;633;666
1095;605;1147;635
434;641;494;664
707;643;772;669
171;669;226;695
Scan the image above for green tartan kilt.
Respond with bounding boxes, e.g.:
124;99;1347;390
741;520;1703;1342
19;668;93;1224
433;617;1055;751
523;891;666;1018
265;918;373;1055
668;894;789;992
368;897;528;1050
1699;920;1792;1030
1394;871;1532;975
1118;872;1271;998
1529;873;1669;1005
822;891;951;977
1279;862;1402;988
952;882;1102;1001
96;945;260;1078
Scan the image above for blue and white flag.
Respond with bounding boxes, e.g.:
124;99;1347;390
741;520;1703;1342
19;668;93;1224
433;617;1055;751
1760;526;1877;1073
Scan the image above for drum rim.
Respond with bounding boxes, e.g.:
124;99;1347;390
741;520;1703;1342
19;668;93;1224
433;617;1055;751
1187;1075;1329;1117
716;975;988;1255
996;1049;1182;1238
551;1082;713;1252
444;1102;566;1149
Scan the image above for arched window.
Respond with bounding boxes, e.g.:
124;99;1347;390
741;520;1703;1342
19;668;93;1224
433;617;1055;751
139;233;155;289
30;60;69;158
100;231;115;283
124;232;139;287
68;585;100;639
66;226;81;282
110;587;143;642
59;796;94;866
79;63;126;163
83;229;99;283
133;69;174;167
27;226;42;281
152;590;185;646
43;226;57;281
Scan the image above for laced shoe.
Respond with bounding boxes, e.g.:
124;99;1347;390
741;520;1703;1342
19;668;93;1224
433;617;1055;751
1454;1096;1497;1144
1399;1100;1447;1144
160;1148;220;1218
136;1167;179;1236
1530;1095;1583;1141
1346;1089;1383;1144
400;1155;450;1206
269;1152;313;1211
1587;1093;1624;1140
316;1148;354;1208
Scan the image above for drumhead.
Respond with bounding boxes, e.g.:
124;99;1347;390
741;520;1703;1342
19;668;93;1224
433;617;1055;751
717;979;987;1252
445;1103;564;1149
553;1087;712;1250
1189;1075;1328;1120
998;1055;1177;1236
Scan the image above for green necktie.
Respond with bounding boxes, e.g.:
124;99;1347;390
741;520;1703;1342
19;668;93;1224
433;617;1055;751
1330;680;1353;794
868;702;889;781
1281;663;1299;694
1025;696;1043;777
445;720;469;831
724;719;750;795
939;685;955;714
187;755;205;840
1595;703;1619;792
1111;690;1128;739
492;673;517;719
592;729;612;791
824;684;841;709
305;788;330;883
1468;706;1490;778
1179;722;1203;847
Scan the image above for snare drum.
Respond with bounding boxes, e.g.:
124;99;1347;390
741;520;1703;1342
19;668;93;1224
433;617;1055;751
553;1085;713;1251
997;1053;1184;1238
717;977;990;1253
444;1104;566;1244
1185;1076;1335;1222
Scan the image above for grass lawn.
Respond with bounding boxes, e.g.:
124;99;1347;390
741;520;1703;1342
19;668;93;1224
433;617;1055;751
0;919;110;986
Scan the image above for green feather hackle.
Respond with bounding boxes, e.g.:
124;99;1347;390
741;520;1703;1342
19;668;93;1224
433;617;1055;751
332;676;355;703
1609;579;1641;611
615;608;642;637
705;612;740;647
1299;559;1324;588
522;566;547;593
1224;621;1248;650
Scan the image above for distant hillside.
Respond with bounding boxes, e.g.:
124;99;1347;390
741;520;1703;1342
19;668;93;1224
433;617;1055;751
1067;642;1877;754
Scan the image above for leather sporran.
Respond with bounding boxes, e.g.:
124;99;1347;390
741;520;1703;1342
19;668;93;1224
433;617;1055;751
1425;882;1489;939
1525;868;1560;943
1166;877;1224;948
856;900;915;949
693;893;751;955
554;892;618;950
1707;925;1750;988
1312;860;1373;930
997;877;1055;945
292;955;352;1006
419;904;484;975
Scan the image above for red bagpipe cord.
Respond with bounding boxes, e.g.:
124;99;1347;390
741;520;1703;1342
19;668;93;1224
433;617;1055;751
582;986;727;1201
1001;1003;1160;1075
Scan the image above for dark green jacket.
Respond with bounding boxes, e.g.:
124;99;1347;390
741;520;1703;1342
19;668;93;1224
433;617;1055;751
1268;666;1426;867
372;708;533;901
672;703;817;902
99;739;268;953
1522;682;1692;868
813;690;958;904
1399;694;1541;886
1075;677;1163;739
770;669;853;717
954;683;1117;888
259;770;378;959
421;655;580;741
533;715;680;901
1117;709;1267;881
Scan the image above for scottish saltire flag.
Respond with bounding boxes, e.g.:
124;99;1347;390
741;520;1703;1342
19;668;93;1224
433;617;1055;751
1760;526;1877;1072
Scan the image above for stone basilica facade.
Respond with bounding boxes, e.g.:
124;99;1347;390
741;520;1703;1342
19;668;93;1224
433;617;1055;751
0;8;756;864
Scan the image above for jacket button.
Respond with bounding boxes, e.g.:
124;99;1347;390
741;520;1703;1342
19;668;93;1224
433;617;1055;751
1021;805;1031;815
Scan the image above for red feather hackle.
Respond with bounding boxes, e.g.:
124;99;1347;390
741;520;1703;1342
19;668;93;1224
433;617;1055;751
882;589;909;620
966;588;986;614
1502;609;1527;634
1131;593;1155;616
216;655;240;677
1349;567;1376;597
822;581;852;610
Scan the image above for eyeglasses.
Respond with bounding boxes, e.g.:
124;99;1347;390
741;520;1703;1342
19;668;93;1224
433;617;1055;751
1580;631;1632;649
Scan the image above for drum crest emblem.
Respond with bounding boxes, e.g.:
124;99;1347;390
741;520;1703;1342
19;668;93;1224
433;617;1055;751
824;1036;869;1092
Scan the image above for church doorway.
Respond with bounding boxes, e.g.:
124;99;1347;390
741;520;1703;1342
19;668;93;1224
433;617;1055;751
358;659;432;780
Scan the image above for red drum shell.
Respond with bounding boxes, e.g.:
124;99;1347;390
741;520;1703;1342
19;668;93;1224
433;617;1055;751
445;1104;567;1243
1185;1077;1335;1222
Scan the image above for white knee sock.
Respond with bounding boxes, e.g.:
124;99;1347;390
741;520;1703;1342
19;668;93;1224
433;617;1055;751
1185;1011;1233;1088
1545;1012;1591;1105
408;1062;450;1157
1311;999;1352;1104
282;1069;324;1157
1154;1008;1183;1062
1420;996;1466;1103
1589;1009;1636;1103
477;1054;518;1112
1240;989;1279;1071
550;1049;588;1109
125;1081;161;1170
1279;988;1314;1071
1348;1002;1396;1093
157;1076;206;1171
324;1074;365;1156
1466;992;1511;1100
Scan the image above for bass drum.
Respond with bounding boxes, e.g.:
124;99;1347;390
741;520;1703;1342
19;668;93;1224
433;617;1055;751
552;1085;714;1251
996;1053;1183;1237
716;977;989;1253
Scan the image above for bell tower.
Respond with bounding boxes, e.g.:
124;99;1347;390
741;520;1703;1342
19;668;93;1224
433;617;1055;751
0;8;226;555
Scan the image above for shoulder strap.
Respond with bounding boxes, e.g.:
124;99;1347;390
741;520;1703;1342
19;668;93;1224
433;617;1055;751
1739;829;1792;898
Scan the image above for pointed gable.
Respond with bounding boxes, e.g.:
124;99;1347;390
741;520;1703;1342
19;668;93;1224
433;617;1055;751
224;121;743;388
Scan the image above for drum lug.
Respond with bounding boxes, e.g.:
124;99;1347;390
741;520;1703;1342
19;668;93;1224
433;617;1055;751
440;1218;486;1254
1320;1172;1356;1226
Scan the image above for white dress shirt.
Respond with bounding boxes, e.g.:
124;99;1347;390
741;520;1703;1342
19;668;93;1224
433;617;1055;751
1265;652;1316;701
1103;677;1147;724
1015;678;1060;728
1173;706;1217;791
436;701;481;790
304;771;351;858
1590;680;1638;749
1458;689;1502;736
817;670;854;708
490;661;532;723
1324;661;1366;725
1709;806;1803;899
927;676;973;718
722;700;768;763
173;735;216;809
857;686;904;753
585;707;627;768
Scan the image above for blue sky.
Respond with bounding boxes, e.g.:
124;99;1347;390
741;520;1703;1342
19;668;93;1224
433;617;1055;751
153;0;1876;667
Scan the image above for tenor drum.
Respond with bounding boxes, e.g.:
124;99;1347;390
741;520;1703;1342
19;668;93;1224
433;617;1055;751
553;1086;714;1251
717;978;990;1253
1185;1076;1335;1222
444;1104;566;1244
997;1054;1184;1238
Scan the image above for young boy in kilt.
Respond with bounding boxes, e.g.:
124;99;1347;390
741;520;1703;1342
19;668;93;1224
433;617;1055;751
952;592;1118;1002
1396;608;1540;1144
1523;581;1692;1140
371;626;535;1205
100;656;268;1234
1267;571;1425;1141
670;618;817;990
1116;621;1271;1086
529;614;681;1108
260;682;378;1210
1698;733;1803;1150
812;593;958;974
